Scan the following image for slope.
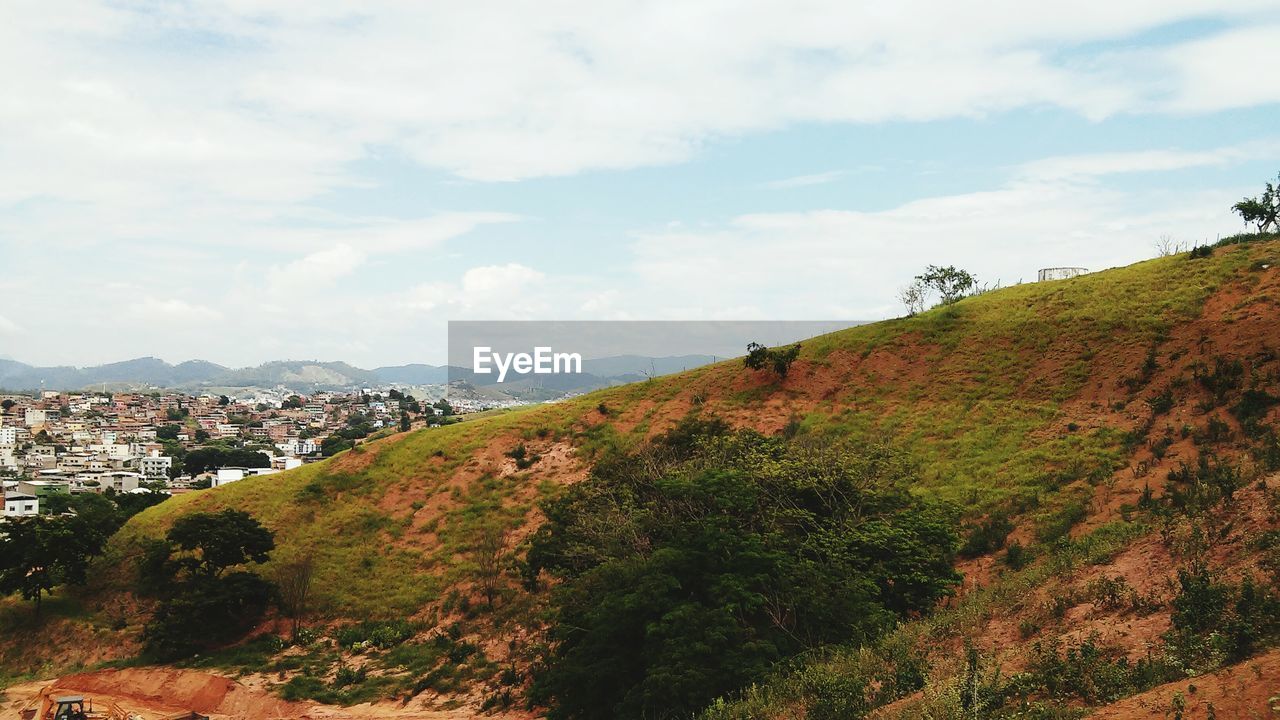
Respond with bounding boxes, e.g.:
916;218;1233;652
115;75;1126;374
3;236;1279;717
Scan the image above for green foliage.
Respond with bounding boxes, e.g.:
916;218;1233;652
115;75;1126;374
906;265;980;309
0;515;108;614
139;510;276;660
335;620;416;652
743;342;802;378
959;512;1015;557
1163;454;1241;512
1009;635;1176;705
1231;389;1279;437
183;446;271;475
1163;565;1280;673
1002;541;1034;571
1231;174;1278;233
527;423;961;720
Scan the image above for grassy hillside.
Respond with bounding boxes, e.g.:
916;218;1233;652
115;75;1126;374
4;235;1280;716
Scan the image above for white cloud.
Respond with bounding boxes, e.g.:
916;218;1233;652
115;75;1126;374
0;313;24;334
269;244;366;294
766;171;846;189
127;298;224;323
3;1;1279;199
1018;143;1280;182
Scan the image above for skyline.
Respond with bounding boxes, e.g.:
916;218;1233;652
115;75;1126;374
3;2;1280;367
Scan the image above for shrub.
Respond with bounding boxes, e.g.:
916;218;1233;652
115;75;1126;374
336;620;416;651
1146;387;1175;416
744;342;802;379
1003;541;1034;571
1232;389;1279;437
960;512;1015;557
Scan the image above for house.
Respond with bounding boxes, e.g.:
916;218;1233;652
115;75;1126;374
0;426;16;446
4;492;39;517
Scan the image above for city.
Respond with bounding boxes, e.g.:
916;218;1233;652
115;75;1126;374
1;387;454;517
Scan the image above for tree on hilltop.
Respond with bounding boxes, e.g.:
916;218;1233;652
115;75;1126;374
899;265;978;316
1232;173;1278;233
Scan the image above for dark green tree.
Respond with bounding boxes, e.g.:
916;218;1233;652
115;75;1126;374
0;516;108;616
527;424;960;720
139;509;276;659
156;424;181;440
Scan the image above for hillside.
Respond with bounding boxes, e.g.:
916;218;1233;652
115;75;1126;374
3;236;1280;718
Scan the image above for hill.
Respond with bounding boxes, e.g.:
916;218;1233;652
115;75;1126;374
0;356;722;393
3;235;1280;718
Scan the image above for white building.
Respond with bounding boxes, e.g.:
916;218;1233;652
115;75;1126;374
272;456;303;471
24;408;47;427
0;426;16;446
102;471;142;493
139;455;173;480
4;492;39;517
213;468;245;487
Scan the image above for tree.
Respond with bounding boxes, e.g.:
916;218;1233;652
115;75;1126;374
194;428;210;442
140;509;276;659
1;399;14;412
899;282;926;317
918;265;977;305
156;424;181;440
0;516;107;616
1231;174;1278;233
163;508;275;578
743;342;801;379
218;395;230;406
275;554;315;642
527;424;960;720
433;399;454;417
899;265;979;313
399;412;411;432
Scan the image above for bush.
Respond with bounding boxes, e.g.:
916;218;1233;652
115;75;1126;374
959;512;1015;558
336;620;416;651
1165;566;1280;671
744;342;802;379
1232;389;1279;437
1003;541;1034;571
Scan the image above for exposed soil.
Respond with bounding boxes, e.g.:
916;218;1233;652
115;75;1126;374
1;666;536;720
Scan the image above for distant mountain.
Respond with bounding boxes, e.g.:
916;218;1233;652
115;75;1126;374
372;364;451;385
0;354;722;393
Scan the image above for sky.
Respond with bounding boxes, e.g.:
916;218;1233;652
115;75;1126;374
2;1;1279;368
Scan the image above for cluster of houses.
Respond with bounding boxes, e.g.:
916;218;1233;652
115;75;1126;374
0;387;425;518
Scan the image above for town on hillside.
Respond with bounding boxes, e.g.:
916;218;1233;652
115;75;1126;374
1;387;455;518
